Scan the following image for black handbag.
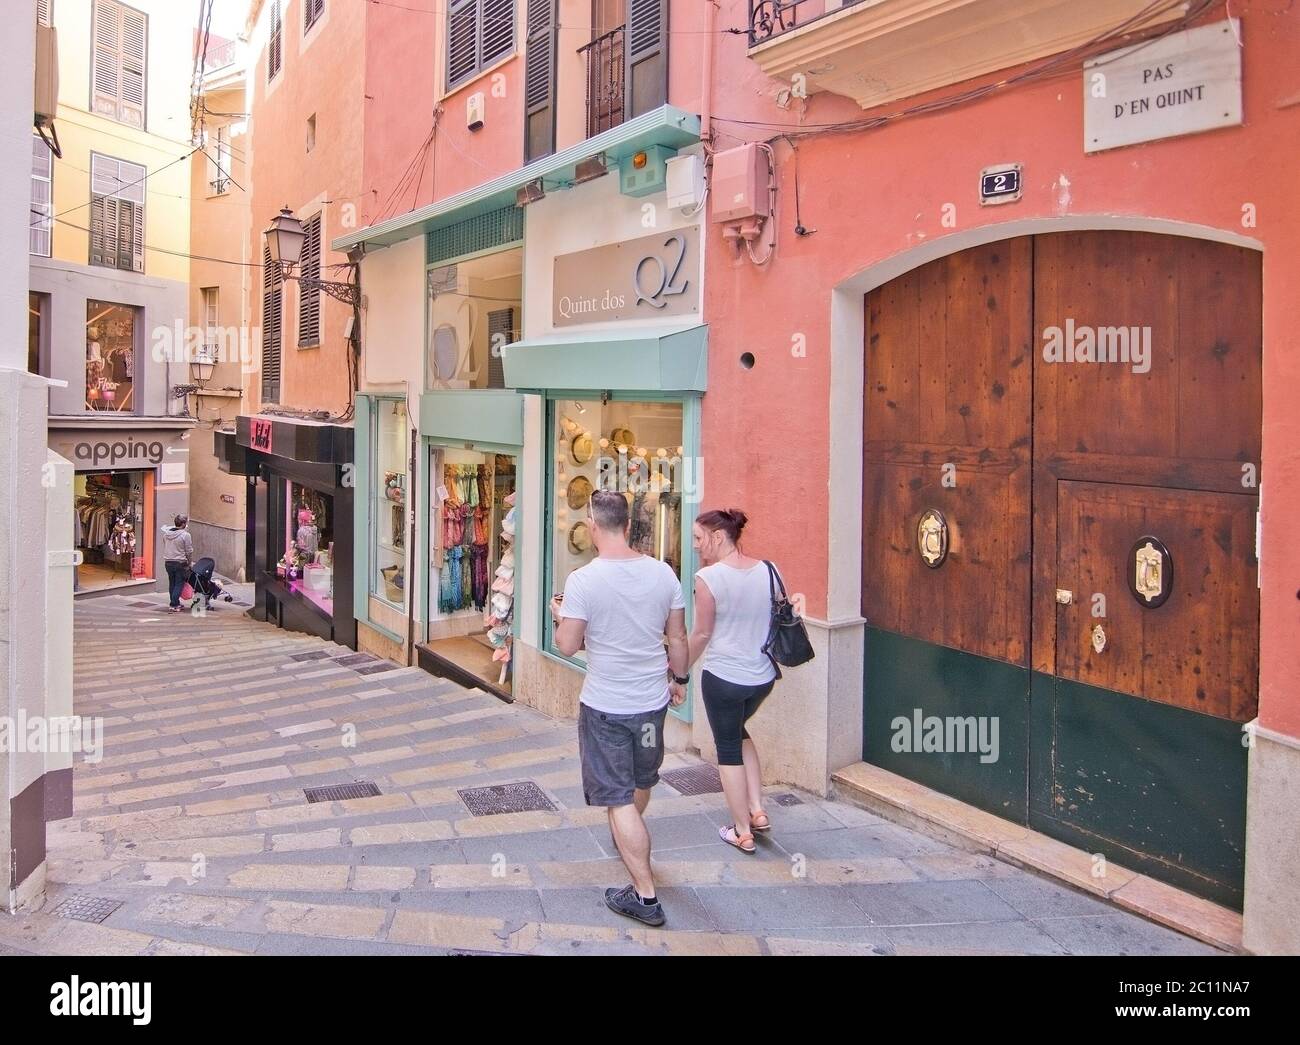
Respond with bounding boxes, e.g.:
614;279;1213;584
762;561;815;670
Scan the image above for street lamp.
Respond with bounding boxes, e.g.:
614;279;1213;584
262;205;360;306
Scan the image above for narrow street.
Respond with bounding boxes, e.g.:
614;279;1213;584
0;596;1218;956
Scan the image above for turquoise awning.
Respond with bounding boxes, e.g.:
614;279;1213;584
418;389;524;447
502;325;707;394
333;105;701;253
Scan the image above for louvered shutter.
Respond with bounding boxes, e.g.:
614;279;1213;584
298;215;321;346
481;0;515;66
523;0;555;162
624;0;667;119
30;135;53;257
91;1;121;119
37;0;51;27
118;7;146;128
268;0;282;81
447;0;477;88
487;308;513;388
305;0;325;30
262;245;282;403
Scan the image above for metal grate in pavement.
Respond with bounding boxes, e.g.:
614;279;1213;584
661;764;724;796
303;781;382;804
458;781;557;817
290;650;332;662
772;792;804;807
335;653;379;668
52;895;122;924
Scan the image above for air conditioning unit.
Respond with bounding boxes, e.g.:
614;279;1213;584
34;25;59;124
466;92;485;131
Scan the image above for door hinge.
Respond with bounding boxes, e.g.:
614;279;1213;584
1055;588;1073;605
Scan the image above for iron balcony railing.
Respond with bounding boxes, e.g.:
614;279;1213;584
747;0;868;46
578;25;625;140
202;38;237;75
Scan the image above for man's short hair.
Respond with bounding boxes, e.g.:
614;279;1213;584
174;514;188;528
589;490;629;533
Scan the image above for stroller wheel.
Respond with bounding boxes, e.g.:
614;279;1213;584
223;593;233;602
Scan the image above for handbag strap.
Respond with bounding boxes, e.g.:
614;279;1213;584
763;560;788;608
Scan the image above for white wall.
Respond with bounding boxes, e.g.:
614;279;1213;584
1;1;36;371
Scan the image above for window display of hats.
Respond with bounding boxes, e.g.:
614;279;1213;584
482;492;517;686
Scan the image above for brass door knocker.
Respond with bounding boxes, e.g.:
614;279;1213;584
1129;536;1173;608
917;509;948;568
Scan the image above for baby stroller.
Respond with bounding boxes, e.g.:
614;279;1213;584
188;557;234;606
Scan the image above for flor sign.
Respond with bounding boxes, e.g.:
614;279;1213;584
553;227;700;327
1084;19;1242;154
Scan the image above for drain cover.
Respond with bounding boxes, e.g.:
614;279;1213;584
772;792;804;807
303;781;382;803
290;650;332;662
52;895;122;924
458;781;557;817
335;653;379;668
661;764;724;796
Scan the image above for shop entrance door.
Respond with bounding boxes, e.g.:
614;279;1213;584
862;231;1261;906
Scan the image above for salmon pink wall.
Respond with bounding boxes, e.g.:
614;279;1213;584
701;2;1300;735
249;0;366;416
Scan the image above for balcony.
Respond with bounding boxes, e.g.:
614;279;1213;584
746;0;1184;110
579;25;626;139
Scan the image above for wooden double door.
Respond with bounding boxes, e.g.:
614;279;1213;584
862;232;1261;906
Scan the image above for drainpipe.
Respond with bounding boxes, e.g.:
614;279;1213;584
701;0;719;151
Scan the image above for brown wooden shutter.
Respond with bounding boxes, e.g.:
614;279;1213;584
262;244;282;403
447;0;477;87
481;0;515;66
305;0;325;30
524;0;556;162
89;196;109;266
268;0;283;81
298;214;321;346
624;0;667;119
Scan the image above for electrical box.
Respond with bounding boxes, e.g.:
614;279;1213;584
466;92;485;131
619;145;674;198
665;153;705;211
711;143;770;223
35;25;59;123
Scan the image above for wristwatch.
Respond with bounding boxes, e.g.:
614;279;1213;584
670;672;690;685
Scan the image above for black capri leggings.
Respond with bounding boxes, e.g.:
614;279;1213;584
700;670;775;766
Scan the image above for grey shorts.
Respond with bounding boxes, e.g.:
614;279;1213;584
577;703;668;808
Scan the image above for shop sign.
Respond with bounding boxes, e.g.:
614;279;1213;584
553;227;700;327
1084;19;1242;154
250;418;274;453
69;437;165;468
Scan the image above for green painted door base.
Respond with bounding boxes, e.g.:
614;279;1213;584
864;628;1247;909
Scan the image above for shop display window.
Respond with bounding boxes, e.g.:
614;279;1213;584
545;398;685;661
425;248;521;391
279;482;335;614
74;471;152;592
424;447;518;695
86;300;136;412
371;400;409;606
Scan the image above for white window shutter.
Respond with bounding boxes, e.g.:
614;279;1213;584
119;7;146;128
37;0;51;28
92;1;122;119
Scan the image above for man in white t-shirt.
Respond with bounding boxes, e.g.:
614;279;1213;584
550;490;688;927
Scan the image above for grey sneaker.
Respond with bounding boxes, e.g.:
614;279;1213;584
604;884;665;927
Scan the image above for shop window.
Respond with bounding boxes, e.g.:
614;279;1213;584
371;400;410;607
278;482;335;613
544;397;685;661
426;446;518;695
85;299;136;412
29;292;49;376
426;247;521;390
74;471;152;592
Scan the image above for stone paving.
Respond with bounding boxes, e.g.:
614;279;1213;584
0;592;1222;956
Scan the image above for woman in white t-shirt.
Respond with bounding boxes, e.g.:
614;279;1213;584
686;509;779;854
